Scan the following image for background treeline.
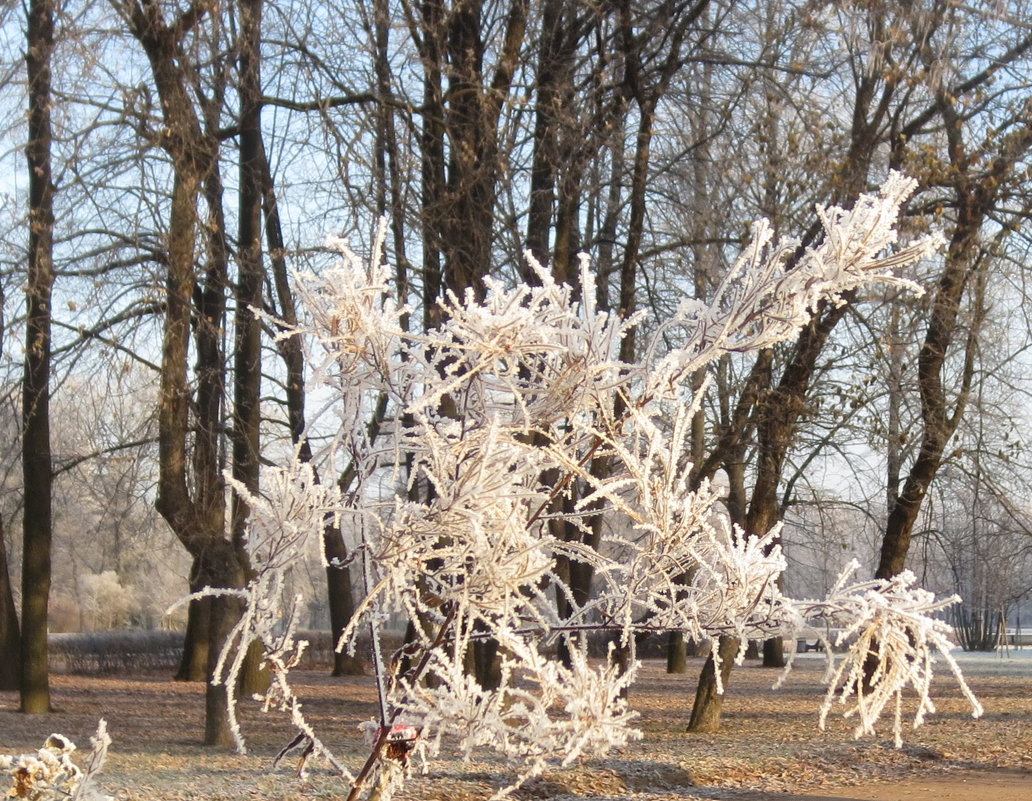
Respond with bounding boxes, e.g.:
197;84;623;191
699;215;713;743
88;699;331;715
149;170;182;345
2;0;1032;739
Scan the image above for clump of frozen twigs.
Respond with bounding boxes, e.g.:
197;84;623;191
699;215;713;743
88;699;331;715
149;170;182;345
0;722;111;801
209;173;980;800
789;564;983;747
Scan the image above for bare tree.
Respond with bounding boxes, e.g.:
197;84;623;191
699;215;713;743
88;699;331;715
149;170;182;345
106;0;245;745
20;0;57;715
684;0;1032;732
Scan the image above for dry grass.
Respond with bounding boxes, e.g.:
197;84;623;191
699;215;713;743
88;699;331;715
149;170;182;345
1;653;1030;800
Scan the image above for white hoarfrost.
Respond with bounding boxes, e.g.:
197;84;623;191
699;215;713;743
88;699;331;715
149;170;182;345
204;173;980;800
1;722;111;801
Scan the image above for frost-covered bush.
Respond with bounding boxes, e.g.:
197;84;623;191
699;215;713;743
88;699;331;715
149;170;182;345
207;173;981;800
79;571;135;631
0;723;110;801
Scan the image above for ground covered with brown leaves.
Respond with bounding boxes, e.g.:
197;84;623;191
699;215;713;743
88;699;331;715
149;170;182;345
1;653;1030;800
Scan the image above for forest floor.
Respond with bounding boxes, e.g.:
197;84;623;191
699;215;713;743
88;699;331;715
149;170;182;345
1;651;1030;800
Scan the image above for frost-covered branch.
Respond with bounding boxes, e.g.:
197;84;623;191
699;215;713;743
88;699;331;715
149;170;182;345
208;173;978;800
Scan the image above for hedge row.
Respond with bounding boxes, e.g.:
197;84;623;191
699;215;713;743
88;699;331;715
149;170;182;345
48;629;345;675
45;628;703;676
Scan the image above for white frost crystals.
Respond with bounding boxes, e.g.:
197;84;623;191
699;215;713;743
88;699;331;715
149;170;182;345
801;563;984;747
1;722;111;801
214;173;978;800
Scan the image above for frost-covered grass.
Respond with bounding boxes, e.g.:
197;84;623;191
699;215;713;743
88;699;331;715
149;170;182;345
2;657;1029;800
937;647;1032;677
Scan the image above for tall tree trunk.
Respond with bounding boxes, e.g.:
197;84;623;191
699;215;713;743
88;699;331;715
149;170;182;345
0;516;20;691
438;0;526;304
418;0;445;331
686;37;900;727
524;0;566;272
231;0;269;696
233;0;263;546
666;632;687;674
415;0;527;690
324;523;363;675
0;286;19;692
156;166;241;746
201;539;245;746
20;0;56;715
876;214;985;580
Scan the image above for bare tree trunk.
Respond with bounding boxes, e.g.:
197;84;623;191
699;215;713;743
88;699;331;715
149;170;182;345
876;220;985;580
0;285;19;692
324;524;363;675
20;0;56;715
415;0;527;690
685;24;902;725
687;636;739;733
762;636;785;668
231;0;269;697
666;632;687;674
175;593;211;681
876;67;1032;577
524;0;567;272
0;515;20;690
201;540;245;746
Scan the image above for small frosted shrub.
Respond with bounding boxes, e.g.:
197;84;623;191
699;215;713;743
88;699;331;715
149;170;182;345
197;173;980;800
0;722;110;801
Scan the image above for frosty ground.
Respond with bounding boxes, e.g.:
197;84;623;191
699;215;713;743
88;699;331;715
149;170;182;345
2;651;1030;801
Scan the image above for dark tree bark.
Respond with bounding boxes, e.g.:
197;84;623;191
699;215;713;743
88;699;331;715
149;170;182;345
439;0;527;304
686;636;739;732
323;521;363;676
686;13;910;726
417;0;446;332
231;0;269;696
876;200;990;579
525;0;573;272
175;590;211;682
20;0;56;715
570;0;708;676
0;515;20;691
233;0;263;540
0;284;19;692
666;631;687;674
409;0;528;690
